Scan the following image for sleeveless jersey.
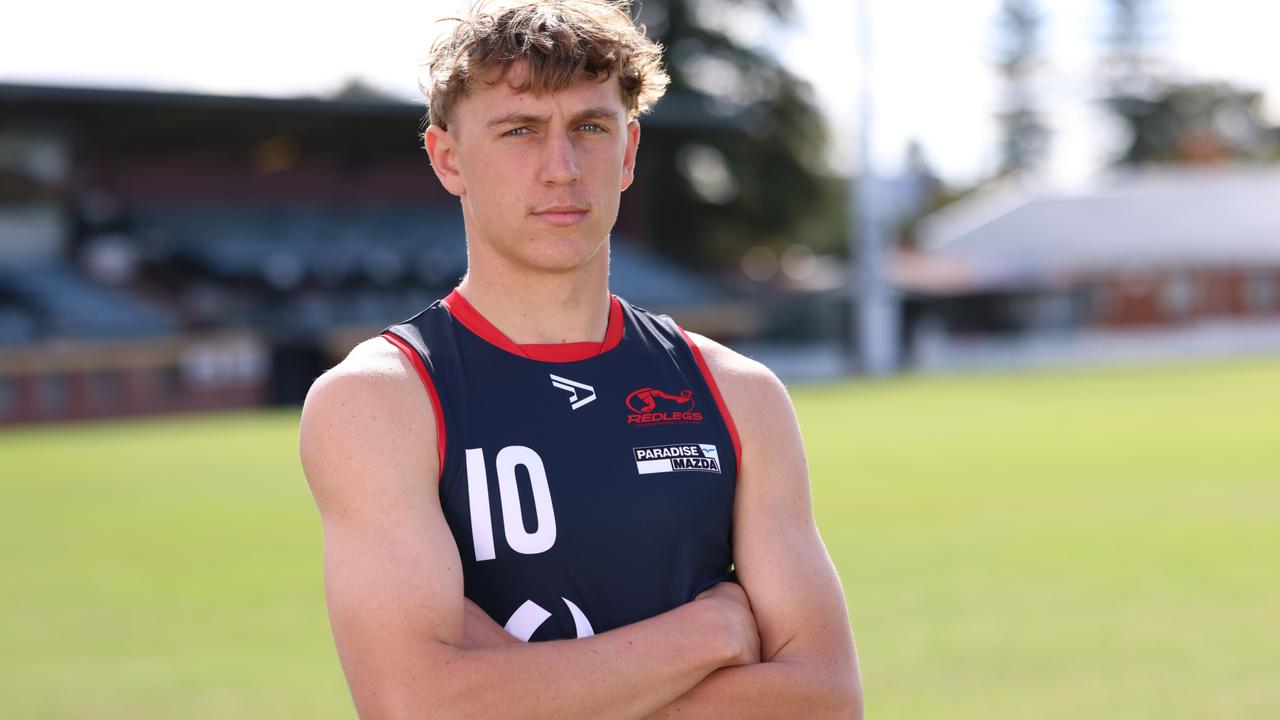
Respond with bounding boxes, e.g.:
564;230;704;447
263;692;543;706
380;289;741;642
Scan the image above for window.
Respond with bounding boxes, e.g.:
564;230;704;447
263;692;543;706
1244;273;1278;313
0;376;15;422
37;374;68;418
1159;274;1195;318
88;370;119;413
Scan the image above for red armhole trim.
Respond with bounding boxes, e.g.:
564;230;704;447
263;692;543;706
679;328;743;476
380;332;446;471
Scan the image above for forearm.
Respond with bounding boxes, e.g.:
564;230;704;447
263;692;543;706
367;600;738;720
646;655;862;720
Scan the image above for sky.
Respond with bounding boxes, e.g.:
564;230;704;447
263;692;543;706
4;0;1279;186
777;0;1280;184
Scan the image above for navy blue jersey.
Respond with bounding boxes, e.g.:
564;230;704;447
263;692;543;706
380;289;740;642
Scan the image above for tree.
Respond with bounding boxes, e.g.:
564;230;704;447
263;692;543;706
1108;81;1276;165
994;0;1049;175
1102;0;1158;97
1098;0;1276;165
626;0;835;267
328;77;402;104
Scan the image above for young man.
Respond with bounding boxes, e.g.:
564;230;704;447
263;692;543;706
299;1;862;717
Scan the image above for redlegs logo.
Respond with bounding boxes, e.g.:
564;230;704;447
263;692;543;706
625;387;702;425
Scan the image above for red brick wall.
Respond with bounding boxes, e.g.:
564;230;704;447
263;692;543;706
0;335;268;427
1090;266;1280;328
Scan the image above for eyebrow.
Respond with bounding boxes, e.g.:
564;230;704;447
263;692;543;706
485;106;620;129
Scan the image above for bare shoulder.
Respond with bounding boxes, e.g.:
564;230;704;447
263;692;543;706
299;336;438;514
683;331;792;418
300;335;428;439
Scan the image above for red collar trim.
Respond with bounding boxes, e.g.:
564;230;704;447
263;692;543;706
441;288;624;362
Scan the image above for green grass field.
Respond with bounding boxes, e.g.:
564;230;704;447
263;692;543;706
2;358;1277;718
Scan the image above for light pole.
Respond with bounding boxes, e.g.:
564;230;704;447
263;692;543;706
849;0;900;376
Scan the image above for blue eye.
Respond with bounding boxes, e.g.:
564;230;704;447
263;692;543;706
505;127;530;137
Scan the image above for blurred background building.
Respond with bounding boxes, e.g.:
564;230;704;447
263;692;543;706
898;168;1280;369
3;0;1279;425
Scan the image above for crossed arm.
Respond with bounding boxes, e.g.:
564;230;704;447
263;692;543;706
299;335;862;719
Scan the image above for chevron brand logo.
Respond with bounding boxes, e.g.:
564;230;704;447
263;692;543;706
549;374;596;410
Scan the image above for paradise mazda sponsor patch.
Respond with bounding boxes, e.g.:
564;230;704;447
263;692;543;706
633;443;721;475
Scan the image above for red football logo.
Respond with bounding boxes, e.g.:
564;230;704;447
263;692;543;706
625;387;695;414
625;387;702;425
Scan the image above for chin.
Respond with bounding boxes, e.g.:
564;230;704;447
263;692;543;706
519;235;608;273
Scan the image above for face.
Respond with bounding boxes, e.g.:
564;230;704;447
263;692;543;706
425;66;641;275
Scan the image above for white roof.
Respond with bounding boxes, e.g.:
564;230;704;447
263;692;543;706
917;167;1280;276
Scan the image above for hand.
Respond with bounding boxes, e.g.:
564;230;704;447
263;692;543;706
461;598;520;648
695;581;761;667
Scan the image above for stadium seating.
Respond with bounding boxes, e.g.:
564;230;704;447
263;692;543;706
0;305;37;345
0;265;175;342
136;204;467;288
0;205;736;346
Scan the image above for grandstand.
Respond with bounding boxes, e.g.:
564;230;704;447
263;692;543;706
0;82;754;425
0;264;176;340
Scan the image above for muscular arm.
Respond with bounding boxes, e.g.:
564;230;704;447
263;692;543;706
649;335;863;719
299;339;758;720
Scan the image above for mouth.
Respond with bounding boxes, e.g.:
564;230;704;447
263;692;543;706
531;204;590;227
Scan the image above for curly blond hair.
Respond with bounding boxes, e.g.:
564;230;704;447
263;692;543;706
421;0;670;129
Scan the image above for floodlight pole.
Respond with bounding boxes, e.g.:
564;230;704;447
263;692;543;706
849;0;900;376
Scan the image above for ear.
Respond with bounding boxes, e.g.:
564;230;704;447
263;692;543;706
425;124;465;197
620;119;641;192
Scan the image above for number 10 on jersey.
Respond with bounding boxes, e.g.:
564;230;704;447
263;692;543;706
466;446;557;561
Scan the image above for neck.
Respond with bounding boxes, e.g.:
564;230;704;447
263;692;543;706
456;244;612;346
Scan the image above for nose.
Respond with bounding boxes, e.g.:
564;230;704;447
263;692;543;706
539;130;580;186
